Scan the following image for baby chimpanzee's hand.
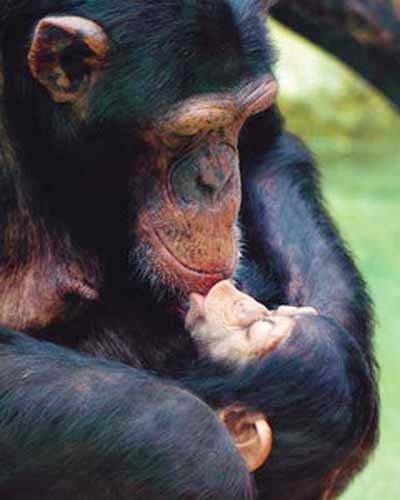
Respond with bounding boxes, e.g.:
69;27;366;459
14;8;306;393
185;280;317;365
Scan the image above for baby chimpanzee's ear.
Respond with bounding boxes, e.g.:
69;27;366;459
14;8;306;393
219;406;272;472
28;16;109;103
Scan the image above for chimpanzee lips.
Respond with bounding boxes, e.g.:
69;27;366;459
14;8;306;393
152;227;238;294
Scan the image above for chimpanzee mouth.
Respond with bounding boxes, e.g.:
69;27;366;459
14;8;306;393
152;228;238;290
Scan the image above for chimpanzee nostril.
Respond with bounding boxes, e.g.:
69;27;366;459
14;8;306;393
196;175;215;195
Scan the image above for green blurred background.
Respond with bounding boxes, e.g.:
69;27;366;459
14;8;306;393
269;22;400;499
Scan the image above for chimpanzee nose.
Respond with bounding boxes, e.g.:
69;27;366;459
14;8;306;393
196;162;230;197
194;145;234;200
170;143;238;207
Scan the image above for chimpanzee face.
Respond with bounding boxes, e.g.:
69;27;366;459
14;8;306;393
21;0;277;295
130;74;277;294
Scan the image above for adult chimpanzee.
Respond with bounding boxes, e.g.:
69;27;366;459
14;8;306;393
0;1;378;499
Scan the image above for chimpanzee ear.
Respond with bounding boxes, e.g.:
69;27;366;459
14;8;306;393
219;406;272;472
28;16;109;104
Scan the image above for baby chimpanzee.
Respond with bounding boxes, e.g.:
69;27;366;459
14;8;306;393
185;280;319;474
186;280;317;366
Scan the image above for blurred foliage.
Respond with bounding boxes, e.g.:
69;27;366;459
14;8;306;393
269;21;400;500
323;154;400;500
270;22;400;152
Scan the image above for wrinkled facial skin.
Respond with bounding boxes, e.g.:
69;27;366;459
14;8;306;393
131;76;277;295
132;124;241;296
187;280;270;335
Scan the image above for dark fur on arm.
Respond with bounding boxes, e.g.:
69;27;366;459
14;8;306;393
240;120;374;350
240;118;378;496
0;327;254;500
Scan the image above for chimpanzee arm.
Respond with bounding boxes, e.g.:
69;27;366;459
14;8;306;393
239;119;373;352
237;120;378;496
0;327;253;500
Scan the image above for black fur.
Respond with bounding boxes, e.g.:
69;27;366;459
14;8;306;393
0;1;378;499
